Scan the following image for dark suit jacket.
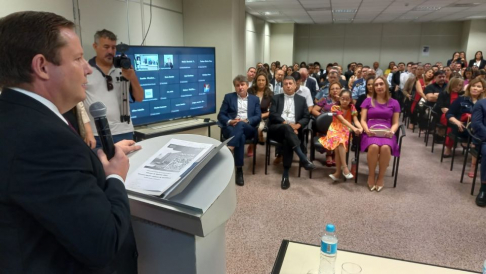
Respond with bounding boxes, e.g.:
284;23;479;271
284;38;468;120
305;77;317;100
472;99;486;141
0;89;137;274
269;93;310;129
468;59;486;69
217;92;261;128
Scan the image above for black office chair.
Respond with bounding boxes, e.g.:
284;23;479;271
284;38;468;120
354;124;406;188
461;123;482;195
264;121;311;177
220;125;258;174
440;122;468;171
307;113;333;179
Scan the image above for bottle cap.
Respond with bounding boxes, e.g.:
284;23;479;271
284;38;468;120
326;224;335;233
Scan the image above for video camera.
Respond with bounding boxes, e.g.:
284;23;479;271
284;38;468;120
113;43;131;69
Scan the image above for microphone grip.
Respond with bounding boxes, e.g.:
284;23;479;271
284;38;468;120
94;117;115;160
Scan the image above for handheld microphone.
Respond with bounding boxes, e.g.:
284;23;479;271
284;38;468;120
89;102;115;160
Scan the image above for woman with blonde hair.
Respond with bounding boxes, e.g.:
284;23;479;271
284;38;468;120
360;76;401;192
445;77;485;177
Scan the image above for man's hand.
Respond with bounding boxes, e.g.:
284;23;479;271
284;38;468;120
97;144;129;181
121;65;136;81
116;139;142;155
229;119;241;126
455;121;465;132
289;123;301;134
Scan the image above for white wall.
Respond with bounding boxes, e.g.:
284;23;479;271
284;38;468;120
245;13;271;69
184;0;246;138
464;20;486;63
270;23;294;66
294;22;463;70
0;0;73;20
78;0;184;59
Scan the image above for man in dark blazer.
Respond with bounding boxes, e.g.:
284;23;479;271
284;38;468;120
0;11;138;273
270;69;285;95
300;68;317;100
218;75;261;186
269;76;315;189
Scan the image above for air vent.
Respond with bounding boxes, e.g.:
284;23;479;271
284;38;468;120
447;3;480;8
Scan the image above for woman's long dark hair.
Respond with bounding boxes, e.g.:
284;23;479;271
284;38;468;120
248;72;273;99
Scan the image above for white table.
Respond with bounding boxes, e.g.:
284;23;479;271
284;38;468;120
272;240;477;274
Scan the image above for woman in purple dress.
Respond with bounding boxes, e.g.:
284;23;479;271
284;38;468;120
360;76;400;192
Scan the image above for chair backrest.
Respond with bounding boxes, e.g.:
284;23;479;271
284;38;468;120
316;112;334;135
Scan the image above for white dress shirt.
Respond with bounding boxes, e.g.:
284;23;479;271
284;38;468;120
375;68;384;77
474;60;482;67
281;94;296;124
296;86;314;108
274;81;283;95
236;92;248;120
400;72;410;90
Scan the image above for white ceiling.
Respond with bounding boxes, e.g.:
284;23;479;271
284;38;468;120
245;0;486;24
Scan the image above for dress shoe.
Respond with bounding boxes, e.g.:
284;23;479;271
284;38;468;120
342;171;354;179
281;177;290;189
329;174;339;182
301;160;316;170
376;186;384;192
368;185;376;192
235;169;244;186
273;155;283;165
476;191;486;207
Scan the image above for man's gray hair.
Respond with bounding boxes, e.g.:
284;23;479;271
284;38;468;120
283;76;296;83
94;29;117;43
233;75;248;86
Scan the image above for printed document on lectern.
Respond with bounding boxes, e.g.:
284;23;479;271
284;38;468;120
126;139;213;196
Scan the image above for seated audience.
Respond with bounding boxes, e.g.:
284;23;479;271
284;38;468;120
217;75;261;186
268;76;315;190
321;90;363;181
356;77;375;115
300;68;318;100
291;72;314;113
352;68;376;102
348;67;362;90
469;51;486;69
247;67;256;87
437;77;464;157
424;70;447;107
471;84;486;206
360;76;400;192
446;77;485;177
270;69;285;95
248;72;274;148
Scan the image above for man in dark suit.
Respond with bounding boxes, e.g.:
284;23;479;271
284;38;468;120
165;57;173;68
299;68;317;100
0;11;138;273
218;75;261;186
270;69;285;95
269;76;315;189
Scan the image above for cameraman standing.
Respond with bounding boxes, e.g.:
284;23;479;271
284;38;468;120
85;29;144;147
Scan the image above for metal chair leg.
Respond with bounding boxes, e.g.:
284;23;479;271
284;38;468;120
252;143;256;175
460;147;469;183
451;139;457;171
394;156;401;188
471;158;480;195
440;135;447;162
392;156;397;177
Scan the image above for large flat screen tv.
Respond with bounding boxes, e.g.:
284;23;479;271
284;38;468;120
125;46;216;126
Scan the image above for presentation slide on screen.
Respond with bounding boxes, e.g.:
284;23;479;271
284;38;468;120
127;47;216;126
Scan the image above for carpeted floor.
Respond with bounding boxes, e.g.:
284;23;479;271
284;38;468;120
225;128;486;274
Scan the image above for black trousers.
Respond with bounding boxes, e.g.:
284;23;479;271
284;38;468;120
269;124;305;169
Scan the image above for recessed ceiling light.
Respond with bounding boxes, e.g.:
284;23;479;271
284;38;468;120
259;11;281;16
467;15;486;19
412;6;441;11
245;0;266;2
333;18;353;21
306;7;332;12
447;3;481;8
332;9;357;13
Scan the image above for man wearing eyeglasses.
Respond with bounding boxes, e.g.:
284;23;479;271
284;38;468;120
84;29;144;147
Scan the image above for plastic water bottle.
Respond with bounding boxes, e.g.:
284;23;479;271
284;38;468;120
482;260;486;274
319;224;338;274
